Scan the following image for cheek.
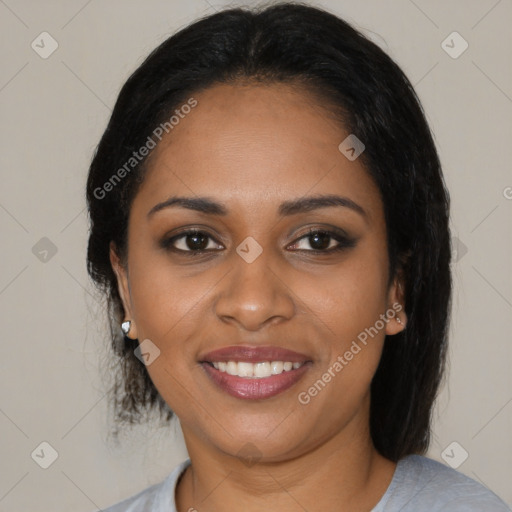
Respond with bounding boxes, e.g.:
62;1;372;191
297;267;388;422
294;247;389;398
127;247;214;338
298;248;389;338
126;250;234;411
126;255;209;416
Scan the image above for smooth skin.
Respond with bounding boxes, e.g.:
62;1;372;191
110;82;408;512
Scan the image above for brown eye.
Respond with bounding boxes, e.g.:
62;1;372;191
289;229;357;253
306;231;333;250
161;230;223;253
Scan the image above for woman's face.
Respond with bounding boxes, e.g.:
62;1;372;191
111;82;405;462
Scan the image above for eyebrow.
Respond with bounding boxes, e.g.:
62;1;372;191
147;194;368;222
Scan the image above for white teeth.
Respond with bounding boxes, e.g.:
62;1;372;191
226;361;238;375
270;361;284;375
210;361;304;378
237;362;254;377
254;362;271;378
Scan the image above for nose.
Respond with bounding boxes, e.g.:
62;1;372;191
213;248;295;331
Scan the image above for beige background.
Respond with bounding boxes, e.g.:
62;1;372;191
0;0;511;510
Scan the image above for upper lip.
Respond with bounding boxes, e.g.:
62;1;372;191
199;345;311;363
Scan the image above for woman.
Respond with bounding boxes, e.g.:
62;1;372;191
86;2;510;511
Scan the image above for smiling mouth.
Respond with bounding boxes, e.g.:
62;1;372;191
204;360;306;378
198;345;313;399
200;359;313;400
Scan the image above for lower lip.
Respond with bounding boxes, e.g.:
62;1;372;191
201;362;311;400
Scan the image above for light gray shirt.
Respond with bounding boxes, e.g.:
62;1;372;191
101;454;510;511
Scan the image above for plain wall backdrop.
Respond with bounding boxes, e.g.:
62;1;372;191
0;0;511;510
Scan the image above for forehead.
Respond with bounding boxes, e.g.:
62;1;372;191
133;82;382;224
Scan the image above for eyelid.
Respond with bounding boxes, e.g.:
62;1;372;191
288;224;352;242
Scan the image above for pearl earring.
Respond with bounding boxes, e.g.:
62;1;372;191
121;320;131;335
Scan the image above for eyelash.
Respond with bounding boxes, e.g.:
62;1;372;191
160;228;356;255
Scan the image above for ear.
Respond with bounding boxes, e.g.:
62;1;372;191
109;241;138;339
385;271;407;336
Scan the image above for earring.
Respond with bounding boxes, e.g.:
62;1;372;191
396;316;403;326
121;320;131;335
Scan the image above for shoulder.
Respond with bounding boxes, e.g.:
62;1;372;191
100;459;191;512
101;480;161;512
376;454;510;511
